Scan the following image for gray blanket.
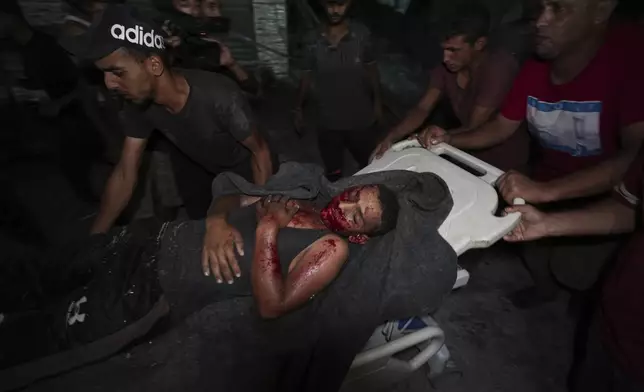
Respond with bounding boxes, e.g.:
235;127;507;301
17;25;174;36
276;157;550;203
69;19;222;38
27;163;457;392
202;162;457;391
211;161;457;320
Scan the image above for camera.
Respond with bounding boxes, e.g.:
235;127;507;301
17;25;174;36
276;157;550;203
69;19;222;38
152;0;231;70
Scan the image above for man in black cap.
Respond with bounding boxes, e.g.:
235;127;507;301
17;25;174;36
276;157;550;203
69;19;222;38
294;0;383;181
61;4;275;234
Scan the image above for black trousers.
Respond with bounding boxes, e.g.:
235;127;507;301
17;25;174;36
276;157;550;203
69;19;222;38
317;123;381;181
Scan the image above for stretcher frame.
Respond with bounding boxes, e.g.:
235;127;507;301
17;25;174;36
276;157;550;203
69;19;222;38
341;140;524;391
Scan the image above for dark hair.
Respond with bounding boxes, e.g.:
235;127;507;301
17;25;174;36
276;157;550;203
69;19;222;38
371;184;399;237
443;4;491;44
122;47;170;68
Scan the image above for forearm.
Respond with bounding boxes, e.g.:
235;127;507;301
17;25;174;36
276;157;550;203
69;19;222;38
295;74;311;109
252;224;285;318
545;198;636;237
367;64;382;113
388;108;429;141
250;142;273;186
545;152;637;202
207;194;242;220
91;169;136;234
448;107;496;135
227;63;259;96
450;119;514;150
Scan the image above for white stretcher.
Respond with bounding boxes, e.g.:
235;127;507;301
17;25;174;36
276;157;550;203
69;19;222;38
341;140;523;391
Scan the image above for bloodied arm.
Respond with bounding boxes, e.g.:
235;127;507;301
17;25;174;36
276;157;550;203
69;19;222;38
252;223;349;319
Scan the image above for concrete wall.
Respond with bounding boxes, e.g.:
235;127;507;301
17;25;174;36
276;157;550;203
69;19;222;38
252;0;288;77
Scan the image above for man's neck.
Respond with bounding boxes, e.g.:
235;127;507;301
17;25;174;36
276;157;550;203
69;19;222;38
465;50;485;74
326;20;349;38
153;71;190;114
550;26;607;84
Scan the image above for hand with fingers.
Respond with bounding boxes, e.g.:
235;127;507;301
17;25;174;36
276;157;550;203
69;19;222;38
417;125;450;148
218;42;236;68
162;20;182;48
371;137;394;161
497;170;551;205
503;204;549;242
202;217;245;284
257;195;300;229
293;108;304;135
199;36;236;67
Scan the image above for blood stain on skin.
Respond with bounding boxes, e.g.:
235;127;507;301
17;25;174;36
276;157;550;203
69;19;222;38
289;211;308;227
320;198;349;232
259;243;281;276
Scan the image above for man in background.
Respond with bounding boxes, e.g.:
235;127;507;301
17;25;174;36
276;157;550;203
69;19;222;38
295;0;383;181
61;4;275;233
373;5;527;171
421;0;644;307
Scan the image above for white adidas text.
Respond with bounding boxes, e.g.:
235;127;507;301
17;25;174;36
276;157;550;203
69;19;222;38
110;24;165;50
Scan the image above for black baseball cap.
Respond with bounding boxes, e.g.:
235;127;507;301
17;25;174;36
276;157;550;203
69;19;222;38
60;4;166;61
323;0;349;5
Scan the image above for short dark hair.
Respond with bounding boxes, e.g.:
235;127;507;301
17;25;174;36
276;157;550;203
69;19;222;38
371;184;399;237
122;47;170;68
443;4;491;44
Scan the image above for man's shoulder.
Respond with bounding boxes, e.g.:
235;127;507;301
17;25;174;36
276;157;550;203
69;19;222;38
483;49;519;70
181;68;236;89
181;68;242;99
514;58;549;81
348;20;371;38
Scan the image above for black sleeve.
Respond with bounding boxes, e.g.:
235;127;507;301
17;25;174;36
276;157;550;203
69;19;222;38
119;105;154;139
217;81;254;142
359;25;376;64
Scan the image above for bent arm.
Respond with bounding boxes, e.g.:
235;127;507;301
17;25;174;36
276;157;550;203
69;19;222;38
295;70;312;110
206;194;261;224
365;62;382;119
387;86;441;141
252;226;349;319
544;198;637;237
90;137;147;234
449;105;498;134
228;63;260;97
544;122;644;202
450;113;522;150
241;128;273;185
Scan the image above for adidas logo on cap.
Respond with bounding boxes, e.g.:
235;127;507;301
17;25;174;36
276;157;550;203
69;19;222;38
110;24;165;50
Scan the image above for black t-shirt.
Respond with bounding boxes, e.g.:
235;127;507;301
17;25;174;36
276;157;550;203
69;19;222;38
121;69;253;173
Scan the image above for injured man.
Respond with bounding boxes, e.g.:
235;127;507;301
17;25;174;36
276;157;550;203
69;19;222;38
0;163;456;391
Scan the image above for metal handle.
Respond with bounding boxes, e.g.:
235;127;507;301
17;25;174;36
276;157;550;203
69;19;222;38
389;140;529;207
351;326;445;370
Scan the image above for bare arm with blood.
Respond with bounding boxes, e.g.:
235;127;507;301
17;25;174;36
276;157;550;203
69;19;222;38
252;197;349;319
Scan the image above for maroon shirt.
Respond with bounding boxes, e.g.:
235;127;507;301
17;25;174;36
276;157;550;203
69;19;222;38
429;49;519;126
603;147;644;382
429;49;528;171
501;24;644;181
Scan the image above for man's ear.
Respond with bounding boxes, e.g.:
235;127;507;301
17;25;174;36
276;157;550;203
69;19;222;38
594;0;617;25
146;55;165;77
348;234;369;244
474;36;487;52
